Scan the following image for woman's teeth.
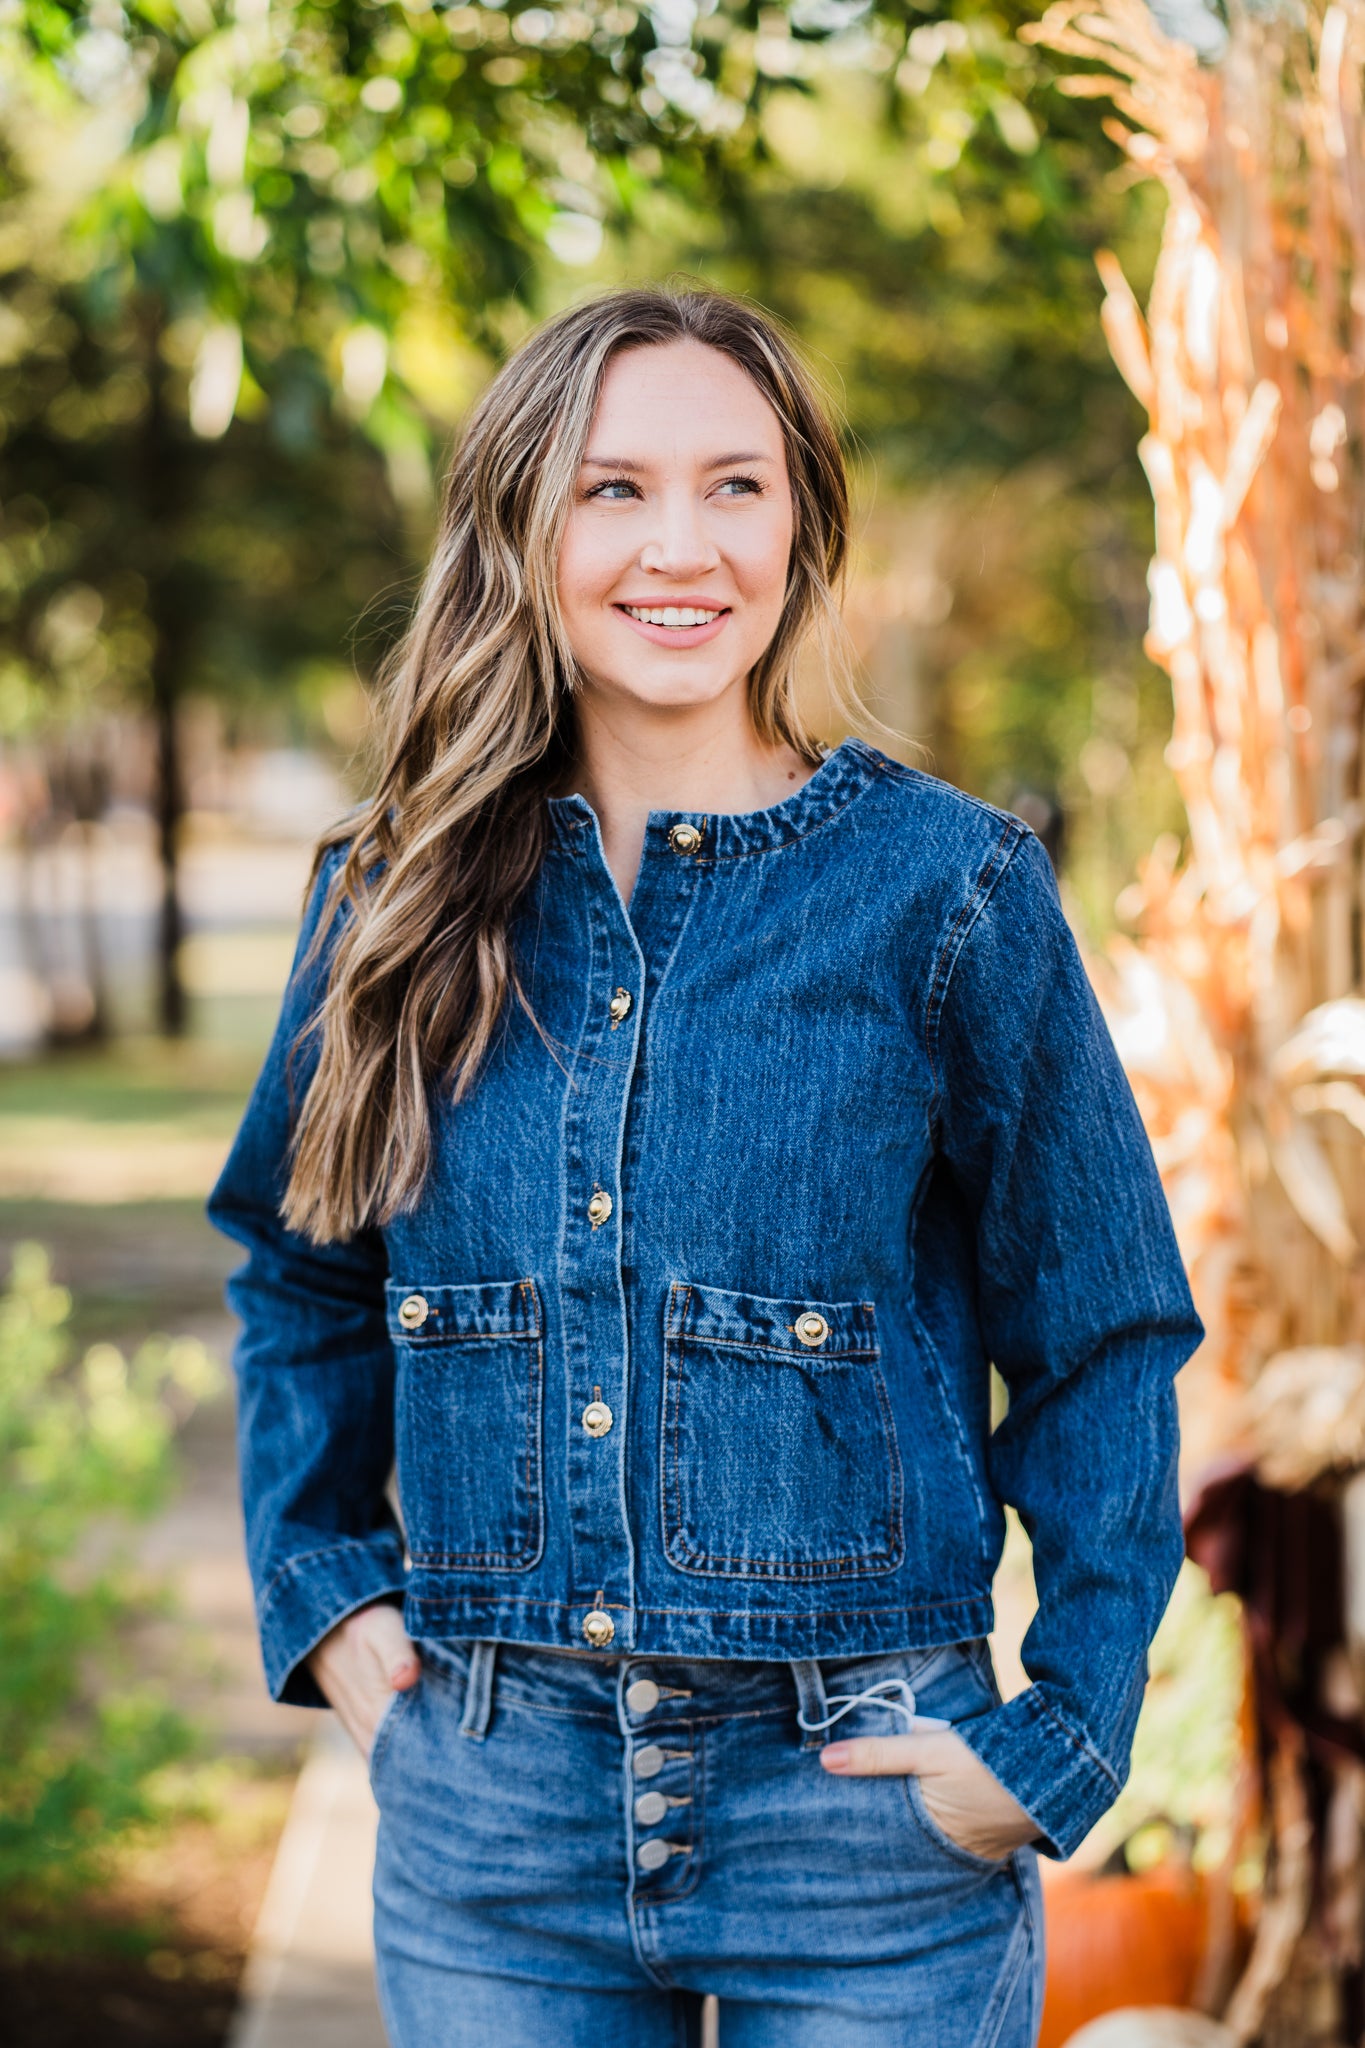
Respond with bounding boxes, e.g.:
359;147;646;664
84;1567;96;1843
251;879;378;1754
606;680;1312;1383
623;606;722;628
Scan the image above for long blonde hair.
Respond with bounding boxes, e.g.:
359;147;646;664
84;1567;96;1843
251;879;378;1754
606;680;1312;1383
283;285;853;1244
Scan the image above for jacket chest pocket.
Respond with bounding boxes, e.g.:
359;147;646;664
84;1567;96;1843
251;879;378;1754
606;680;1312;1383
661;1282;904;1581
387;1278;544;1572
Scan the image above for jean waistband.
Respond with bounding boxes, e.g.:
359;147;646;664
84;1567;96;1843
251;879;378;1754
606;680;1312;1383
419;1636;982;1745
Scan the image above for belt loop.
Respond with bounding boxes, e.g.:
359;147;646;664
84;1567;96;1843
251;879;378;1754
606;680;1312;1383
790;1659;829;1751
460;1639;498;1741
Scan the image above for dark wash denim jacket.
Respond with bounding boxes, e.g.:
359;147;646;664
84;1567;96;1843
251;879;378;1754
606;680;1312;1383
208;737;1203;1858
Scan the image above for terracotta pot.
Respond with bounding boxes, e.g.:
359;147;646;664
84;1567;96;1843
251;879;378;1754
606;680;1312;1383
1063;2013;1234;2048
1039;1866;1209;2048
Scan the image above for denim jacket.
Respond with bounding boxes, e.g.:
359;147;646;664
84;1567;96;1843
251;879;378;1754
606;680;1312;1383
208;738;1202;1857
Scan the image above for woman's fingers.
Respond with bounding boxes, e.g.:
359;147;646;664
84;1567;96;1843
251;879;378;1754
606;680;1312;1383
357;1601;422;1690
820;1733;936;1776
821;1729;967;1777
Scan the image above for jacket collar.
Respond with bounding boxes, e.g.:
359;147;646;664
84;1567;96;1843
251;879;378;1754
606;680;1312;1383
547;736;885;862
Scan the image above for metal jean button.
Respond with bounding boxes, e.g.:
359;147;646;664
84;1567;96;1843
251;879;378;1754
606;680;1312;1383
625;1678;661;1714
634;1791;668;1826
582;1611;615;1647
397;1293;429;1330
636;1838;674;1872
632;1744;665;1779
587;1190;613;1228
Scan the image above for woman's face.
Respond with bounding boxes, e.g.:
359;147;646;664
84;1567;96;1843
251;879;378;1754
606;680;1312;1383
557;339;795;717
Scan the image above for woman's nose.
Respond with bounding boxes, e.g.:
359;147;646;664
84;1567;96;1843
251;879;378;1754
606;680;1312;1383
638;493;721;579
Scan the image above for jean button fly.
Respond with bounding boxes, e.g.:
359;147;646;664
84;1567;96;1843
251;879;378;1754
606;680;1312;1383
625;1678;660;1714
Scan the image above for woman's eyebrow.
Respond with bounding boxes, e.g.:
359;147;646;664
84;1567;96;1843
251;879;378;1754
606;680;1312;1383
580;449;776;471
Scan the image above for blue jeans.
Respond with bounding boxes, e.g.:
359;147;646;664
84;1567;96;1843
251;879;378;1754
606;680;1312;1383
369;1637;1045;2046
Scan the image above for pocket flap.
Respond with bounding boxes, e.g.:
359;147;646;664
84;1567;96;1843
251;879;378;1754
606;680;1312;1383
665;1282;877;1360
386;1277;542;1343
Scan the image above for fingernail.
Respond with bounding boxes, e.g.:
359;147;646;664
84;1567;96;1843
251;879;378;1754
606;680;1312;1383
821;1744;850;1769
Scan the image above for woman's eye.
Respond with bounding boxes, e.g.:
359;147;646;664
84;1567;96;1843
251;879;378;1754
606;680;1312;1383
716;474;763;497
586;479;640;501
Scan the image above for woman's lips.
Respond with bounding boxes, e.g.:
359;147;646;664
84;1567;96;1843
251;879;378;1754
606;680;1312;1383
614;604;731;647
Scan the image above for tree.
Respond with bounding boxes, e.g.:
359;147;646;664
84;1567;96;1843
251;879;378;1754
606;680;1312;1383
0;0;1178;1037
2;0;750;1031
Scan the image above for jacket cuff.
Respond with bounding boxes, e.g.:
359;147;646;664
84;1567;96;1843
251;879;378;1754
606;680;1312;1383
952;1684;1122;1860
257;1537;410;1708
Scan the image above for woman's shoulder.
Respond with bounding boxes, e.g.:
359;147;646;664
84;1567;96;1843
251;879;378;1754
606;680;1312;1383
843;740;1045;897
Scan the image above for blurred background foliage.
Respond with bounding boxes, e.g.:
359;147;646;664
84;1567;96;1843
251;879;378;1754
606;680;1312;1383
1;0;1184;1043
0;1239;218;1922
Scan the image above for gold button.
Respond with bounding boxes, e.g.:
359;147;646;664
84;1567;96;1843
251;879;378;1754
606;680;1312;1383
582;1400;614;1438
667;822;702;855
609;988;632;1025
398;1293;430;1331
587;1190;613;1228
582;1610;616;1648
795;1311;829;1348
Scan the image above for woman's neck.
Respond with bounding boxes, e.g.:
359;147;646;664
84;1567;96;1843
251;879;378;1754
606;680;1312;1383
568;691;816;908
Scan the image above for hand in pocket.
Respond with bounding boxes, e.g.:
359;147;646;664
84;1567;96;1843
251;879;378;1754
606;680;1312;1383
308;1601;422;1764
821;1726;1036;1862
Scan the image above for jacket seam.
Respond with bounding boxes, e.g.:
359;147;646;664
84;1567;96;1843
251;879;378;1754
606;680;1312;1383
924;819;1026;1142
1031;1692;1122;1792
401;1589;990;1617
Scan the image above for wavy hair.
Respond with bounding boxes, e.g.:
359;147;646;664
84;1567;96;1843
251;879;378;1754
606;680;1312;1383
282;285;854;1243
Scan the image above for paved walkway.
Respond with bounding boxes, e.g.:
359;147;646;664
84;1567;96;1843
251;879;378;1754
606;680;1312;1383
230;1720;387;2048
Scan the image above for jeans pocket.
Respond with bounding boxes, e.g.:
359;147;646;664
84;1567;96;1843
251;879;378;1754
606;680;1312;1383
368;1679;419;1797
661;1281;904;1580
902;1769;1013;1877
389;1278;545;1571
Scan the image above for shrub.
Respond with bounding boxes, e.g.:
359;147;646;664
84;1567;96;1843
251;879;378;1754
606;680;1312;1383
0;1242;220;1926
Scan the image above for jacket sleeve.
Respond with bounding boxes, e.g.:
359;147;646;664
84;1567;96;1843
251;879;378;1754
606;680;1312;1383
206;847;407;1707
933;824;1204;1858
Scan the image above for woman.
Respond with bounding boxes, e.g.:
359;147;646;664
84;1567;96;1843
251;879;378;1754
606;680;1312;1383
209;287;1203;2047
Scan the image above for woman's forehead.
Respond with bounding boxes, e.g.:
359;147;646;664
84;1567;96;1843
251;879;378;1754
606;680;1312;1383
587;340;786;461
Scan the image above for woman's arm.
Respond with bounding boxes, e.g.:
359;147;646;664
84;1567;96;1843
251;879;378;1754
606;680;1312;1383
875;824;1203;1861
207;848;411;1709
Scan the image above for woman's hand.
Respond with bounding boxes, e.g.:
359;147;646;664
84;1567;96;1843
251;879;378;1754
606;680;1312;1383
307;1601;422;1764
820;1727;1037;1861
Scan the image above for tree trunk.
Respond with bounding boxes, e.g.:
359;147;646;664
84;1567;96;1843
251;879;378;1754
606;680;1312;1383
138;297;187;1038
150;609;185;1037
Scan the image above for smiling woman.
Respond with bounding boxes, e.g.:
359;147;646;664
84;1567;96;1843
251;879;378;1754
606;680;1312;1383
207;287;1203;2048
557;338;804;898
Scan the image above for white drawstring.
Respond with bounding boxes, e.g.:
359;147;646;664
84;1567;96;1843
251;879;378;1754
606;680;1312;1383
795;1676;951;1736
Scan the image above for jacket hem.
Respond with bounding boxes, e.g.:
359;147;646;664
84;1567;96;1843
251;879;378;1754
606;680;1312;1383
399;1585;996;1662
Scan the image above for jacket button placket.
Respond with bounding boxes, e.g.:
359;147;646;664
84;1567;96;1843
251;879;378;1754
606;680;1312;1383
560;852;646;1651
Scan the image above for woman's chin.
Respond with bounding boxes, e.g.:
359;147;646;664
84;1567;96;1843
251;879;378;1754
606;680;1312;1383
581;668;750;718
